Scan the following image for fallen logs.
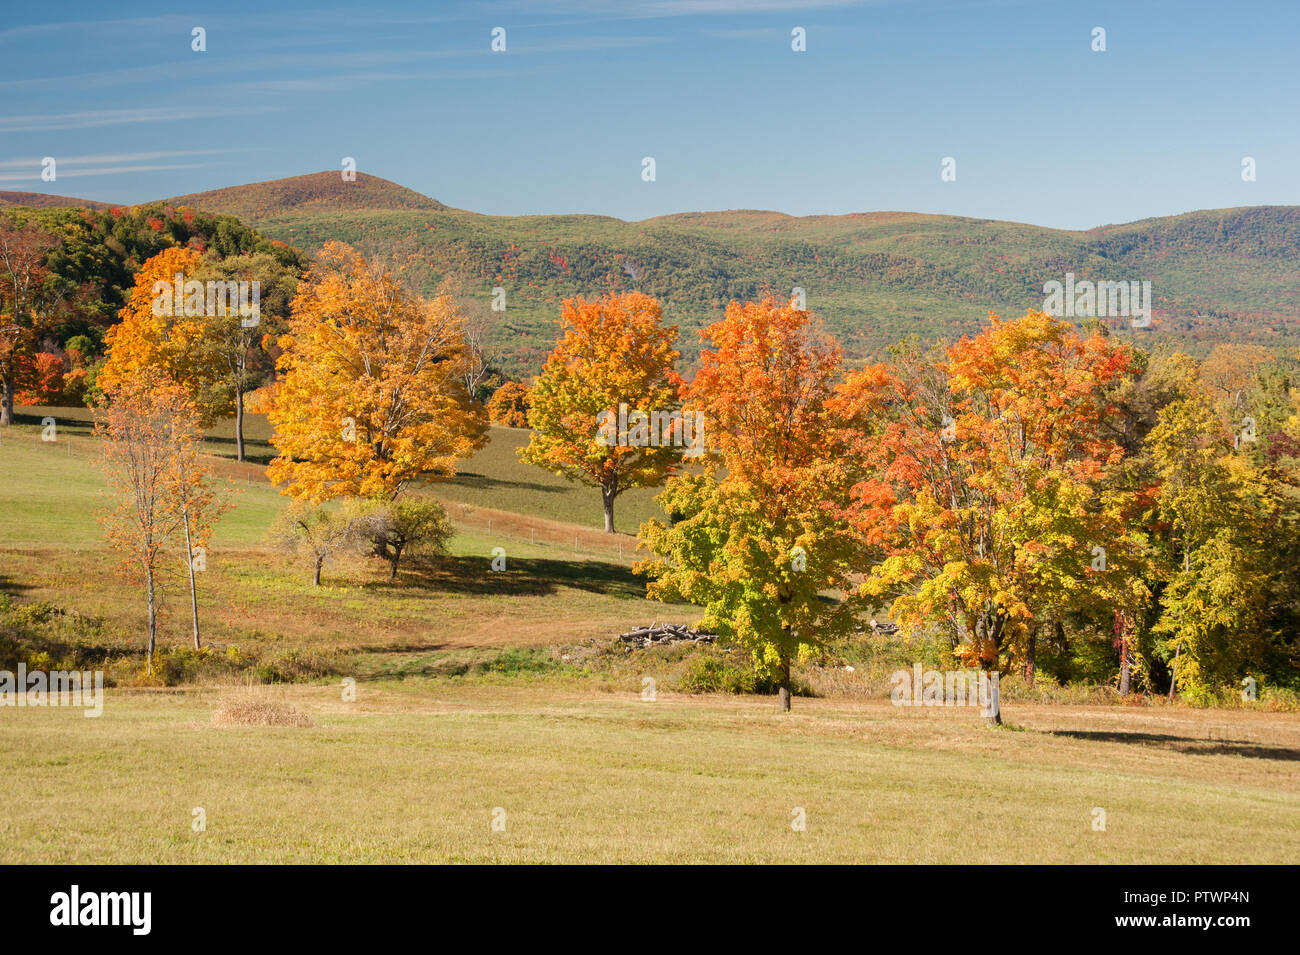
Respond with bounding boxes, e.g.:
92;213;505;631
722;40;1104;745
617;622;719;650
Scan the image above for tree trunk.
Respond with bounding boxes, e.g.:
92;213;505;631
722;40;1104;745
388;543;402;581
983;671;1002;726
0;377;12;427
777;657;791;712
1024;625;1037;688
1117;613;1131;696
313;555;323;587
1167;645;1180;701
183;508;201;650
234;387;245;463
145;567;157;674
601;483;616;534
978;609;1002;726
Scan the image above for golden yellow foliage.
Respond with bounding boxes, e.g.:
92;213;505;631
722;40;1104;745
267;242;486;501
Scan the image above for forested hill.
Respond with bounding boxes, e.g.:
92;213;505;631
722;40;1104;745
12;172;1300;376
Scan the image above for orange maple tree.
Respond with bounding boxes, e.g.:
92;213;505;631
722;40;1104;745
637;297;861;710
521;292;684;533
486;380;531;428
837;311;1140;720
99;246;232;424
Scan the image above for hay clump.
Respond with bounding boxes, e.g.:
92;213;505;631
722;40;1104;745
211;696;312;727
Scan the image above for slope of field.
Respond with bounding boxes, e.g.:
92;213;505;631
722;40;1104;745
150;173;1300;376
0;410;684;679
10;406;668;535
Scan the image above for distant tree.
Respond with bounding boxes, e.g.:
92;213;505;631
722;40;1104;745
268;243;487;502
522;292;684;533
637;298;860;711
486;381;530;427
0;219;59;425
268;502;362;587
187;251;299;461
14;351;64;405
99;247;232;424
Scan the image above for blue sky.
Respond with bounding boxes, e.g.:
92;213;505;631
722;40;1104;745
2;0;1296;229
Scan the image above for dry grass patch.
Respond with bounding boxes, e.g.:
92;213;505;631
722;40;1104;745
211;694;312;727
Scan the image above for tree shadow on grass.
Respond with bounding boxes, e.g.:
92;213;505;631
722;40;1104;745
445;471;566;494
1049;729;1300;762
10;409;94;434
0;574;39;598
200;434;274;465
365;554;647;599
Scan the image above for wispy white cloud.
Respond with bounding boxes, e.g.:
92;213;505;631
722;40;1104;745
497;0;882;18
0;149;244;169
232;69;510;94
0;15;192;44
701;26;790;38
0;105;282;133
0;163;218;183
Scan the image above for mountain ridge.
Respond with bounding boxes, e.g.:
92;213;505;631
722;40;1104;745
6;172;1299;376
6;170;1291;236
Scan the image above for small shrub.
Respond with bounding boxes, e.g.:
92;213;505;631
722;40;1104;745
472;647;562;677
251;648;344;684
675;650;784;695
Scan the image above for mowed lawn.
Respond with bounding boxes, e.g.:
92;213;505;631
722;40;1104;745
1;685;1297;864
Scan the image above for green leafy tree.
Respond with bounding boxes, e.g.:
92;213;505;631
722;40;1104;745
637;298;860;711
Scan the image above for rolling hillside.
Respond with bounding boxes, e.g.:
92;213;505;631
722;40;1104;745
0;190;113;210
11;172;1300;377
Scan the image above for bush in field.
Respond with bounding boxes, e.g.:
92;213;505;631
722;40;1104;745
268;502;364;586
675;649;783;696
355;498;454;581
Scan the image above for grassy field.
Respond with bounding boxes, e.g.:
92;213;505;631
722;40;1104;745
2;684;1296;864
0;410;692;683
7;406;668;535
3;408;1298;864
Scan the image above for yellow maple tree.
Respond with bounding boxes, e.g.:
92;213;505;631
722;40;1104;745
520;292;684;532
267;242;487;501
